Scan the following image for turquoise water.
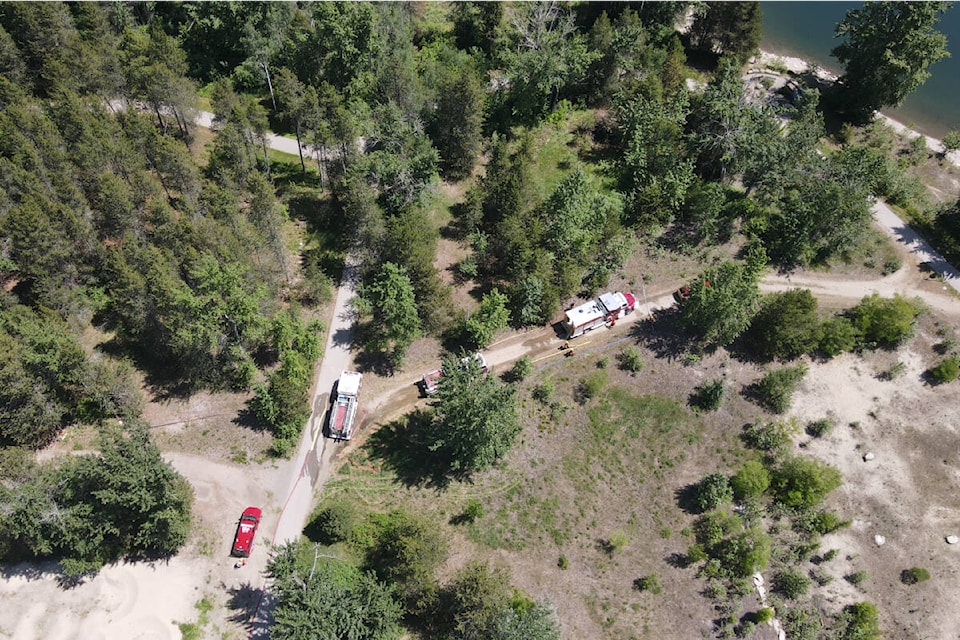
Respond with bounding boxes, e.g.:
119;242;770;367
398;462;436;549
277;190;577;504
761;1;960;138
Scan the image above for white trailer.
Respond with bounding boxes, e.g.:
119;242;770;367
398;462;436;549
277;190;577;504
562;291;636;339
327;371;363;440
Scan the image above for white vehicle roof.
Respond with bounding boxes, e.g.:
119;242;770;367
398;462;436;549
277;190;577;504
565;299;605;325
338;371;363;395
598;292;627;313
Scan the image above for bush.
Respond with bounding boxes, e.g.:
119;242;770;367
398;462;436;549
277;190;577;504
576;370;607;403
731;461;771;500
882;257;901;275
819;316;859;357
607;530;629;553
557;554;569;570
929;355;960;384
822;548;839;562
460;499;484;523
774;569;810;599
882;361;907;380
690;379;725;412
806;418;833;438
850;293;922;348
695;473;734;512
634;573;662;593
618;347;644;374
751;364;807;414
532;379;554;404
793;510;850;536
307;501;361;545
755;607;775;624
771;456;843;510
900;566;930;584
509;356;533;382
845;570;869;586
742;418;798;452
744;289;821;361
837;602;880;640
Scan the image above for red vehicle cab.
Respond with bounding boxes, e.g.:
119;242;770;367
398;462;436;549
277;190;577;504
231;506;262;558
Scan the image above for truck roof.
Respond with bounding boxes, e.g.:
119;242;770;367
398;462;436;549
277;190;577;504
564;299;605;326
338;371;363;396
598;291;627;314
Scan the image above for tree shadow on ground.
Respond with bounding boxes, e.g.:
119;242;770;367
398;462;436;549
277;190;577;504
364;409;453;489
665;552;693;569
634;307;693;361
675;482;704;515
226;581;272;638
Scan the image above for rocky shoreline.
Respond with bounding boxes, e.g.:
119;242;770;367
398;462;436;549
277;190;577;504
756;49;960;169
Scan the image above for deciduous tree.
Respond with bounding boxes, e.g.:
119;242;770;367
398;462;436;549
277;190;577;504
832;2;951;122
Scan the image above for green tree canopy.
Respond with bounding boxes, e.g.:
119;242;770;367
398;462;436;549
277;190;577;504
744;289;821;361
689;2;763;63
467;288;511;350
355;262;422;367
269;544;402;640
428;354;520;475
677;246;767;348
0;424;192;575
832;1;951;122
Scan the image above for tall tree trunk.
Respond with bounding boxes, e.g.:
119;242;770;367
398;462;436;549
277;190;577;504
262;61;277;112
261;137;271;178
294;121;305;173
154;105;166;133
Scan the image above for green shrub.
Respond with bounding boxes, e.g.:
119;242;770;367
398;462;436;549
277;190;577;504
845;570;869;586
751;364;807;414
771;456;843;510
731;461;770;501
607;530;629;553
806;418;833;438
634;573;662;594
773;569;810;599
618;347;644;374
742;418;798;452
810;567;833;586
532;379;554;403
690;379;725;412
686;543;708;564
596;355;609;369
819;316;859;357
836;602;880;640
929;355;960;384
793;510;849;536
558;554;569;570
577;370;607;403
900;566;930;584
850;293;922;348
755;607;775;624
882;258;901;275
822;548;839;562
509;356;533;382
461;499;484;523
883;361;907;380
695;473;734;512
744;289;821;361
306;501;361;545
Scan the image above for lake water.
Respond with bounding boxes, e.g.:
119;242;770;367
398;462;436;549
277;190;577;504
761;1;960;139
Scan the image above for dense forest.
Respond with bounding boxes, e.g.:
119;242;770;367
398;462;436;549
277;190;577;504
0;1;956;637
